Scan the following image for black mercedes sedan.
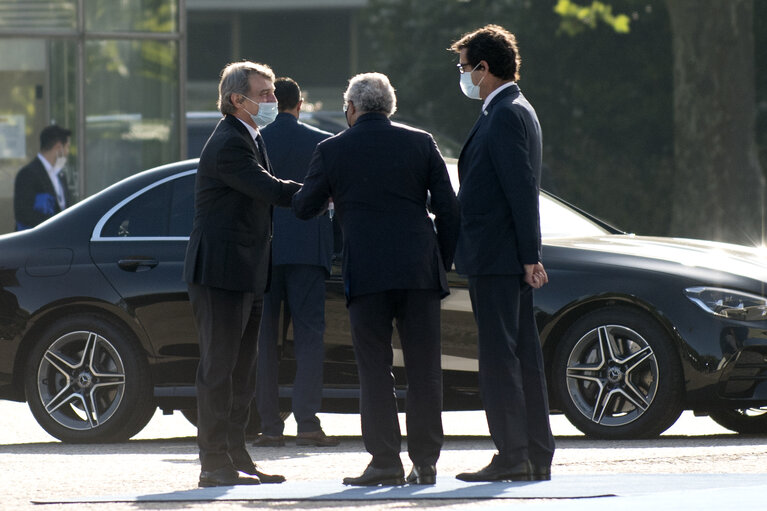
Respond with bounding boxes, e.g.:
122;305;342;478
1;158;766;443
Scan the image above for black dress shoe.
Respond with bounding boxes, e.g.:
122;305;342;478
232;461;286;483
252;434;286;447
406;464;437;485
342;464;406;486
199;467;261;487
456;456;531;482
530;464;551;481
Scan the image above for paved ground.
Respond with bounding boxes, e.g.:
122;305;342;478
2;401;767;510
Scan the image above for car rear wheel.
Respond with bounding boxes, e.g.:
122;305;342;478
552;306;683;439
24;314;155;443
709;407;767;434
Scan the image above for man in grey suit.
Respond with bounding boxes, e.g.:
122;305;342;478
450;25;556;482
252;77;339;448
183;61;300;488
293;72;459;486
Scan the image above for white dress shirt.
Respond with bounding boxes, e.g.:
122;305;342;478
37;153;66;209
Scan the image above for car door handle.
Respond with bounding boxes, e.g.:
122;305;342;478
118;257;159;272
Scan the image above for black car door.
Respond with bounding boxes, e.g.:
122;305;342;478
89;170;199;386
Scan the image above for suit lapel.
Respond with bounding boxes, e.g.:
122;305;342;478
457;84;522;182
225;114;272;173
458;111;488;182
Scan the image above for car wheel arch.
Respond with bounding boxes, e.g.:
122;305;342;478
548;301;687;438
12;302;154;396
540;295;685;410
21;309;157;442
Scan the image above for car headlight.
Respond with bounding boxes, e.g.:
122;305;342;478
685;287;767;321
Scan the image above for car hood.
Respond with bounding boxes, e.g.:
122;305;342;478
545;234;767;282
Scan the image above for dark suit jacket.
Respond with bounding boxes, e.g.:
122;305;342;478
183;114;301;294
292;112;460;301
14;157;71;231
261;113;333;273
454;84;543;276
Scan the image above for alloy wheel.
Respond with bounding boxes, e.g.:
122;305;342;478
35;331;126;431
565;324;659;428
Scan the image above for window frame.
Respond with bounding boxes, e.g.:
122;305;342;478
91;168;195;242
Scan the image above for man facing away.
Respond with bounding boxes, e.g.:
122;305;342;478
449;24;556;482
183;61;300;488
14;124;72;231
293;72;460;486
253;77;339;448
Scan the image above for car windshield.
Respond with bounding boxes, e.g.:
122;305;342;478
445;158;609;239
540;193;609;238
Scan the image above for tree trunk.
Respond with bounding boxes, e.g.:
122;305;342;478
666;0;764;245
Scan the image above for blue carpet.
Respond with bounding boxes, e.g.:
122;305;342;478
34;474;767;511
34;473;767;507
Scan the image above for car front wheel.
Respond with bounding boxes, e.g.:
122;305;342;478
24;314;155;443
552;306;684;439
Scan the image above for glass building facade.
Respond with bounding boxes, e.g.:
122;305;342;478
0;0;184;233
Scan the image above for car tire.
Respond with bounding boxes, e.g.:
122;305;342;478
709;408;767;434
552;306;683;439
24;314;155;443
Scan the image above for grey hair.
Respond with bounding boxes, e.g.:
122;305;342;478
217;61;275;115
343;72;397;117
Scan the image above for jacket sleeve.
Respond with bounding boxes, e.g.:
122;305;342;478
488;106;541;265
14;166;54;229
216;134;300;207
426;136;460;271
292;147;331;220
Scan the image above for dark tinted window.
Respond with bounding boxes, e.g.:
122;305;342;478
169;175;195;236
101;174;194;237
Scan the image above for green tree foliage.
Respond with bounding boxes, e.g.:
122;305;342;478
361;0;676;235
554;0;631;35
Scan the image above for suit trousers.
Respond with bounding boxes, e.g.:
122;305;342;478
257;264;326;435
347;289;444;468
468;275;555;467
188;283;263;472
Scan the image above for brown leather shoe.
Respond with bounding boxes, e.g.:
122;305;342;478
296;430;340;447
252;434;285;447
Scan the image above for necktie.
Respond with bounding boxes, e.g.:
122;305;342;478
55;173;66;209
255;132;273;174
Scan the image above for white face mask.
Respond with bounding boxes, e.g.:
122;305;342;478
243;96;278;127
459;63;484;100
53;154;67;173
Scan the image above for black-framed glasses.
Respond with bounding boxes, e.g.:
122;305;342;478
457;62;476;74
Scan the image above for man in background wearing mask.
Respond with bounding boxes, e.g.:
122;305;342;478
253;77;338;448
449;24;555;482
14;124;72;231
183;61;299;488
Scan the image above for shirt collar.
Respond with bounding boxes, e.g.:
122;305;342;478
482;81;516;112
37;153;58;177
236;117;260;141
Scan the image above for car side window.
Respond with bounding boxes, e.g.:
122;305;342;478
169;175;195;236
101;174;194;238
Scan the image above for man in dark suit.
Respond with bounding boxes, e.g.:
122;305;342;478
14;124;72;231
253;77;338;448
449;25;556;482
293;72;460;486
183;61;301;488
